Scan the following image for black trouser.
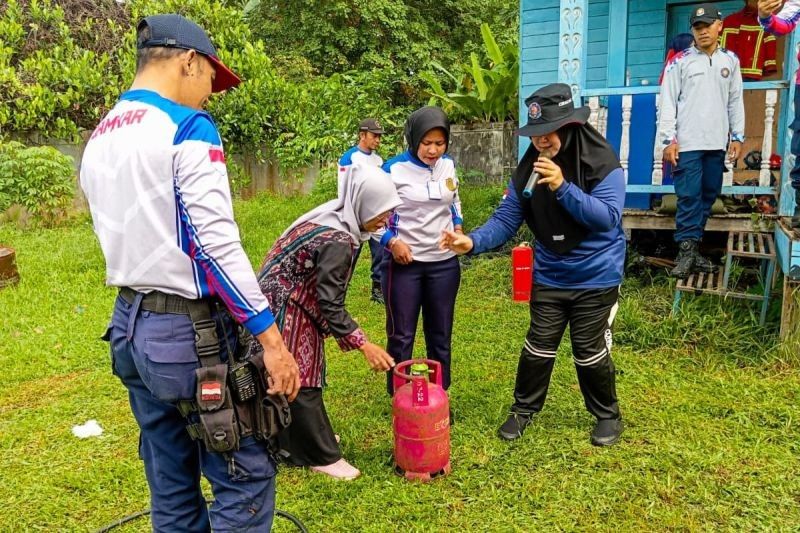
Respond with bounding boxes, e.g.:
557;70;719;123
512;285;621;421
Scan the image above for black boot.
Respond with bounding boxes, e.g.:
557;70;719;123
370;280;384;304
670;240;696;278
792;189;800;229
692;243;717;273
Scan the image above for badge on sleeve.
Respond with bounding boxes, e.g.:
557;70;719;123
427;180;442;200
445;177;457;192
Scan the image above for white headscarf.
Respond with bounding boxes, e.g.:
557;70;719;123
283;164;401;244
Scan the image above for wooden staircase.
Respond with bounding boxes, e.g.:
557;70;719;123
673;231;778;326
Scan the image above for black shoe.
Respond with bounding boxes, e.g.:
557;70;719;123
670;240;696;279
497;411;532;441
692;249;717;273
590;418;623;446
370;281;384;304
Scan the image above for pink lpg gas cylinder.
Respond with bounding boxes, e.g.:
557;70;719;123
392;360;451;481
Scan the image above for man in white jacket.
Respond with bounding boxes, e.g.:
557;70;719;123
659;3;745;278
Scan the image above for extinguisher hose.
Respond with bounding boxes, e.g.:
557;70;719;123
93;505;308;533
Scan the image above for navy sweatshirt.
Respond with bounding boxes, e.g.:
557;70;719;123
470;168;626;289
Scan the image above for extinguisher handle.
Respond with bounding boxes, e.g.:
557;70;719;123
392;359;443;393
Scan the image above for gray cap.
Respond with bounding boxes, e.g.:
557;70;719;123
358;118;385;134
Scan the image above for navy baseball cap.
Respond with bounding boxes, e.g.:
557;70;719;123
137;14;241;93
690;3;722;26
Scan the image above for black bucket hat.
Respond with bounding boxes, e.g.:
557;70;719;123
515;83;590;138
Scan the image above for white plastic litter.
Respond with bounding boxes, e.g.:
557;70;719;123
72;419;104;439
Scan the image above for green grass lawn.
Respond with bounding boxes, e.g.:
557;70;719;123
1;188;799;531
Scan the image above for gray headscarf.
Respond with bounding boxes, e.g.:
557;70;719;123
283;164;401;244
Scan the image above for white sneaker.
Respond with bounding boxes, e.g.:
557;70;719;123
311;458;360;480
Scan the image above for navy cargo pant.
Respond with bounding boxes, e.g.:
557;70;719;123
382;255;461;394
672;149;726;243
106;293;276;532
354;237;385;283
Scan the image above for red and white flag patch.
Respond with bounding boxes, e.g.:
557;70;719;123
200;381;223;402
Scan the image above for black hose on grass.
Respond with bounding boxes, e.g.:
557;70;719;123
93;507;308;533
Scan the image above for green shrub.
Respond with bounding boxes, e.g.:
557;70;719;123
0;141;75;225
1;0;516;180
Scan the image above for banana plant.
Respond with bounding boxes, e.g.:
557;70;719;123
421;23;518;123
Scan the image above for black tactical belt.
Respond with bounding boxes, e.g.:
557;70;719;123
118;286;200;315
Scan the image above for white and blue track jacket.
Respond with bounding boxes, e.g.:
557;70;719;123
337;146;383;195
658;46;745;152
80;89;274;335
380;151;462;262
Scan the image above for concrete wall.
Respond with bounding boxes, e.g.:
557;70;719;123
448;122;517;184
37;135;320;211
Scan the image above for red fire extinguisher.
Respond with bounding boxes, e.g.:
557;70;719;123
392;360;451;481
512;242;534;302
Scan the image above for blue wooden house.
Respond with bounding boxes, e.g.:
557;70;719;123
520;0;799;333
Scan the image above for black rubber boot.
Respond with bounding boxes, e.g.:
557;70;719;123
670;240;696;278
692;244;717;274
792;189;800;229
370;280;384;304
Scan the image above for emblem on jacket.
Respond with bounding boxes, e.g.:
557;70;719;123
720;67;730;78
445;177;457;191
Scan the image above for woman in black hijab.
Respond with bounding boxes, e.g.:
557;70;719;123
380;107;464;413
441;83;627;446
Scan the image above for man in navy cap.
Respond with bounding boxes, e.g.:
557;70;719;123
338;118;387;303
80;14;300;531
658;3;745;278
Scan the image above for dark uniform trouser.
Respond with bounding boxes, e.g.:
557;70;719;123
512;285;621;421
382;255;461;394
107;294;276;532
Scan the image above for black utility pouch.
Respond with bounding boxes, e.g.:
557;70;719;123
195;364;240;453
248;354;292;442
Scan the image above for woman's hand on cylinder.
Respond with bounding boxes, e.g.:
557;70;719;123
439;229;473;255
360;342;395;372
533;156;565;192
389;238;413;264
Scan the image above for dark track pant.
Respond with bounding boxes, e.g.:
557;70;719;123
383;256;461;394
512;285;621;421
